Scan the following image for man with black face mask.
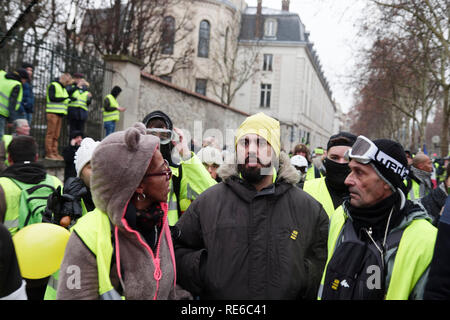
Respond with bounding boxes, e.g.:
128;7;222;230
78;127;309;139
142;110;216;226
304;132;357;218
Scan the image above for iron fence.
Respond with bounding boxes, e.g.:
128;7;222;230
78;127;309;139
0;33;114;157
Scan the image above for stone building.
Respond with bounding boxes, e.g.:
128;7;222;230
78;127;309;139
82;0;337;152
165;0;337;151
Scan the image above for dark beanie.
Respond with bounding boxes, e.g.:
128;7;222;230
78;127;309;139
70;130;84;140
327;131;357;151
371;139;408;194
16;68;30;80
111;86;122;97
142;110;173;131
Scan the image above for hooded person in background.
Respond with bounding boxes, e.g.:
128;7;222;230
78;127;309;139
62;130;83;182
56;123;192;300
142;110;217;226
174;112;329;299
303;132;357;218
318;136;437;300
103;86;126;137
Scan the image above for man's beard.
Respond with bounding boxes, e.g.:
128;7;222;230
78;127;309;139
237;155;274;184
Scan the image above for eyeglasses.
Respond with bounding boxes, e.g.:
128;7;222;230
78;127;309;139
345;135;409;179
143;160;172;181
147;128;173;145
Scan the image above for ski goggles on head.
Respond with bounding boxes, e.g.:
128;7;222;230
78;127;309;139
147;128;173;145
345;135;409;179
344;135;377;164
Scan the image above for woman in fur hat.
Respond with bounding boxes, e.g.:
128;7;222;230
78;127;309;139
56;123;191;300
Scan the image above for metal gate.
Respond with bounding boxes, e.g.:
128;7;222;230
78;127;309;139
0;33;114;157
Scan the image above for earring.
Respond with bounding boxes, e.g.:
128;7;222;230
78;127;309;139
137;193;146;201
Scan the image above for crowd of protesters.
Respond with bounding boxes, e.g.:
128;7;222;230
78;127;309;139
1;63;450;301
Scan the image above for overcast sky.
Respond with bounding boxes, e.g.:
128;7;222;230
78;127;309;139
245;0;368;113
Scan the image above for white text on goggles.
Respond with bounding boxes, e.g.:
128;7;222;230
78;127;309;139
345;135;409;179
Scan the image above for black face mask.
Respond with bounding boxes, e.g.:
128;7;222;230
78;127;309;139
324;158;351;193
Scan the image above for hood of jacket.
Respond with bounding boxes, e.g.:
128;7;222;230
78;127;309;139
90;123;160;227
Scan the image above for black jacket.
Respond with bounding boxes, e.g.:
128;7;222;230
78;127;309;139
174;152;329;300
420;183;448;226
424;196;450;299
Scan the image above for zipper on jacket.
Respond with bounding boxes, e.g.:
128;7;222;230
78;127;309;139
118;200;167;300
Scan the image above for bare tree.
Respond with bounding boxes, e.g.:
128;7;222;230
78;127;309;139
201;13;260;106
371;0;450;156
78;0;195;77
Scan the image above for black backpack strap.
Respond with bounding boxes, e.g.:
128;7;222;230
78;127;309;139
314;166;321;179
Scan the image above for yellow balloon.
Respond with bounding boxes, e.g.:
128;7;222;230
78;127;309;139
13;223;70;279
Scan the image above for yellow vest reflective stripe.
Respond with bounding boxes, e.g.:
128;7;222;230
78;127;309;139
103;94;120;122
43;269;59;300
303;177;335;218
407;180;421;200
0;73;22;117
46;82;69;115
3;134;12;167
68;90;89;111
72;208;123;299
318;207;437;300
0;177;22;235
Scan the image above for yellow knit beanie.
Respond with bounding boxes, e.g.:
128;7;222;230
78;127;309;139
235;112;281;157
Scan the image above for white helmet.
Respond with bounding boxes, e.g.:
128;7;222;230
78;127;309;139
290;155;308;168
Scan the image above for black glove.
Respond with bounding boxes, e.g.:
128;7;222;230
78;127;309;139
69;96;77;102
44;184;83;227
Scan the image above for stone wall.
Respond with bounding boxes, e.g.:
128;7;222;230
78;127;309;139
139;72;249;150
104;55;296;153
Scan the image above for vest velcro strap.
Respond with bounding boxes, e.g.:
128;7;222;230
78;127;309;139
100;289;123;300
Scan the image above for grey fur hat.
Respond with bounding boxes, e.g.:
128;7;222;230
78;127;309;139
90;122;160;226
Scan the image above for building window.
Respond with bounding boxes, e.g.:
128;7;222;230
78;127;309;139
260;84;271;108
263;54;273;71
198;20;210;58
195;79;207;96
161;16;175;55
264;19;277;37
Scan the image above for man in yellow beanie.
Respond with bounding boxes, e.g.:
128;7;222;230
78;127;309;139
174;112;329;300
